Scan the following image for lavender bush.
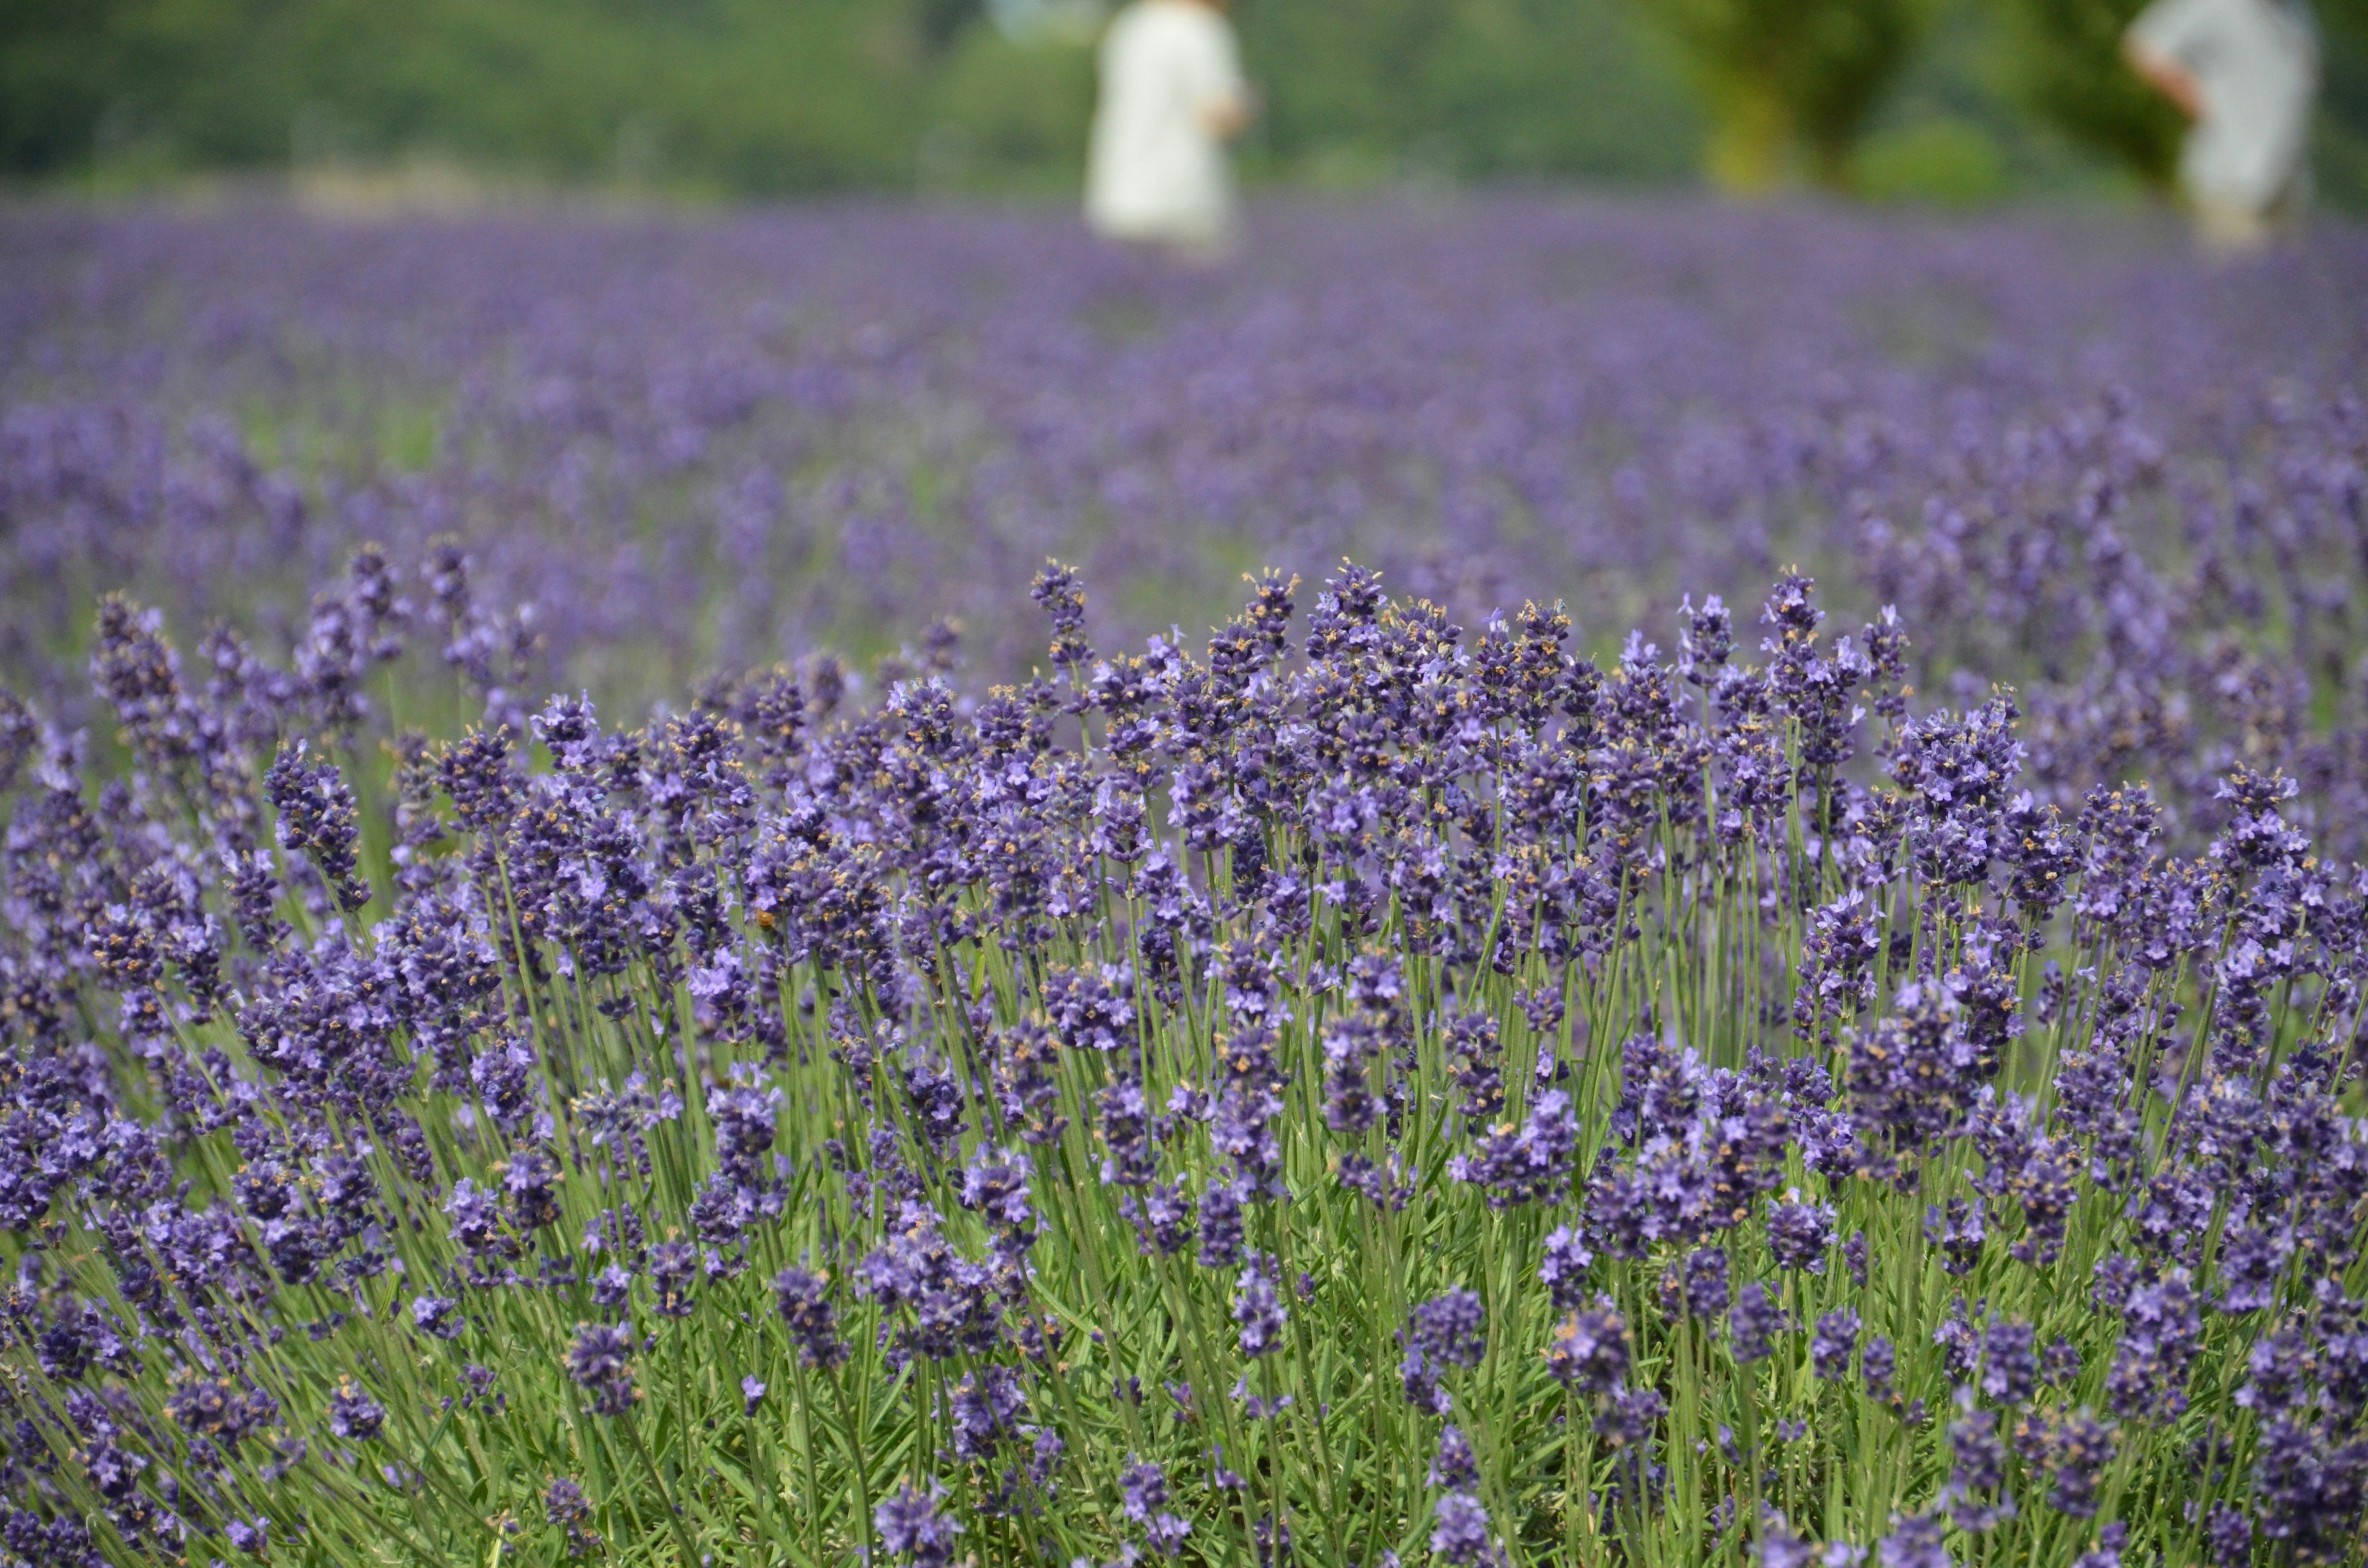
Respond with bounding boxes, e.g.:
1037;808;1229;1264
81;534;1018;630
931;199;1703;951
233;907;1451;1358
5;200;2368;853
1;547;2366;1568
2;199;2368;1567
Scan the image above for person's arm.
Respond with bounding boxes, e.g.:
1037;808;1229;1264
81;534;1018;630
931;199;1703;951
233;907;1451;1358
2123;33;2205;120
1202;91;1255;141
2122;0;2214;120
1189;14;1257;141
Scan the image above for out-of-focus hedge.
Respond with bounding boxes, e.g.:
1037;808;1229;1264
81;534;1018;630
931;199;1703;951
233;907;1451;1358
0;0;1696;192
0;0;2364;205
0;0;929;192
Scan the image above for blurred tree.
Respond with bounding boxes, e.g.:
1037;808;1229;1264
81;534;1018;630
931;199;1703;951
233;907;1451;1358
919;22;1096;192
1236;0;1701;184
1417;0;1703;179
2319;0;2368;207
6;0;2356;203
1628;0;1934;188
0;0;931;191
918;0;987;51
1992;0;2182;188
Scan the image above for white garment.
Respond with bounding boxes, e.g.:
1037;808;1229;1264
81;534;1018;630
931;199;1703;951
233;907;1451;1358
2128;0;2320;211
1085;1;1248;248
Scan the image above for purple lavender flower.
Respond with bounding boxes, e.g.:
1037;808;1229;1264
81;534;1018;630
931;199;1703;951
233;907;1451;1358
2252;1409;2368;1561
950;1367;1027;1459
1098;1077;1158;1188
567;1323;638;1416
265;740;369;911
2216;1220;2288;1313
2073;1522;2130;1568
1444;1011;1505;1126
2108;1269;2202;1423
1431;1490;1502;1567
1448;1088;1579;1209
1539;1225;1595;1310
1198;1175;1248;1269
876;1480;963;1568
1863;1336;1897;1403
2204;1505;2251;1568
1680;594;1735;686
709;1081;782;1188
1409;1290;1488;1371
1322;1011;1386;1135
411;1294;463;1340
591;1262;633;1311
1119;1459;1192;1554
1760;1511;1816;1568
649;1241;697;1319
327;1378;385;1441
1944;1402;2013;1532
547;1477;601;1556
958;1144;1036;1233
1429;1424;1480;1489
1545;1301;1630;1395
1980;1320;2037;1407
2047;1410;2116;1517
1030;561;1092;677
1126;1180;1194;1257
1681;1247;1731;1320
1767;1192;1836;1273
1043;963;1137;1053
1233;1253;1287;1358
503;1148;562;1232
1877;1513;1950;1568
2042;1339;2082;1387
1731;1282;1787;1364
1597;1383;1667;1448
1925;1198;1988;1278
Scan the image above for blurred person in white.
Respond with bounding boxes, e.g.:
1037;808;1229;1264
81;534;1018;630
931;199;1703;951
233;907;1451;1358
2124;0;2321;253
1086;0;1256;257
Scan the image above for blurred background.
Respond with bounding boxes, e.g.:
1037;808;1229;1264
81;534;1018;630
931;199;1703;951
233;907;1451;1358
1;0;2364;211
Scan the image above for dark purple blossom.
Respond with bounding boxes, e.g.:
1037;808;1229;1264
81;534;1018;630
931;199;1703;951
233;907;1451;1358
1431;1490;1502;1567
876;1481;963;1568
1119;1459;1191;1554
1539;1225;1594;1309
1545;1301;1630;1395
1878;1513;1951;1568
1233;1253;1287;1358
1767;1192;1836;1272
327;1379;385;1441
1731;1282;1786;1364
567;1323;638;1416
1812;1308;1860;1382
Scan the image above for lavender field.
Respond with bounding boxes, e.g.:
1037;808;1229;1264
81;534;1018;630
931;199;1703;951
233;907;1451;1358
3;198;2368;1568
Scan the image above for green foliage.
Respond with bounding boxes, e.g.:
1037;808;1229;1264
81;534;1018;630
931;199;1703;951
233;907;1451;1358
0;0;1703;194
919;27;1097;194
1236;0;1701;184
2323;0;2368;209
0;0;932;191
1992;0;2183;189
1629;0;1936;189
4;0;2365;204
1853;117;2011;202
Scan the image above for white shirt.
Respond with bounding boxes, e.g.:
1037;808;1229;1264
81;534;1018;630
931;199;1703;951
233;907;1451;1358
2129;0;2320;209
1085;1;1248;248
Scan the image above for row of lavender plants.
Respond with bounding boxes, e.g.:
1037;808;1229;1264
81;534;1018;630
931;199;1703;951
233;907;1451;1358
6;205;2368;861
1;543;2364;1568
